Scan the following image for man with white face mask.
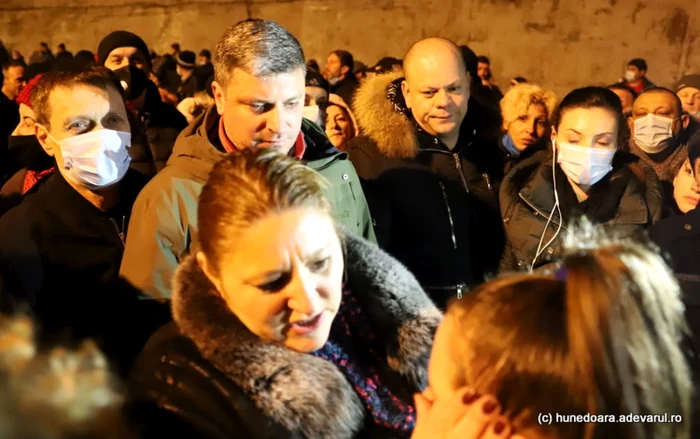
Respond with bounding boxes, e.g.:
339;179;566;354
629;87;690;184
303;68;329;129
0;64;158;375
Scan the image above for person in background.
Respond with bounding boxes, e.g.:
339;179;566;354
366;57;402;76
508;76;527;89
0;61;27;181
127;148;439;438
353;60;367;81
349;37;504;308
421;222;691;439
325;49;359;106
74;50;96;67
176;86;215;124
623;58;655;94
670;159;699;215
608;83;636;117
193;49;214;92
476;55;503;107
169;43;180;59
29;42;53;65
10;50;26;67
498;83;556;174
306;58;320;72
55;43;73;61
120;19;375;301
176;50;198;101
325;94;359;152
500;87;662;272
628;87;690;186
98;31;187;174
1;74;54;199
303;67;329;128
0;64;158;375
675;74;700;122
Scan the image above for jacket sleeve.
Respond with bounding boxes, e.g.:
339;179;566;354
120;182;187;300
646;167;664;224
346;162;377;244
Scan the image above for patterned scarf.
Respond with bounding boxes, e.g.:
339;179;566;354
312;286;415;436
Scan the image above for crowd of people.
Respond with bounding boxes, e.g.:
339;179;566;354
0;16;698;439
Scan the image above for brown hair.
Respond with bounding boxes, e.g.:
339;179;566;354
31;62;124;127
447;220;691;439
198;147;332;273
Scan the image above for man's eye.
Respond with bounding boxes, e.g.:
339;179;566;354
70;121;88;130
285;101;300;109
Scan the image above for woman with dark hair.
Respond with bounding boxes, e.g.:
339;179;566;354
127;148;440;438
500;86;663;272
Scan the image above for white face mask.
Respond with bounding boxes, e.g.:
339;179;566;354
302;105;325;128
327;77;341;86
49;129;132;189
624;70;637;82
633;113;677;154
556;141;616;186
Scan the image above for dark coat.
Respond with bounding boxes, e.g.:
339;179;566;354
500;151;664;272
126;232;441;439
346;71;504;308
332;75;359;108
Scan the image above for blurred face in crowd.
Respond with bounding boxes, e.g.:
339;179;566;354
12;104;36;136
212;67;305;155
304;86;328;109
402;40;470;141
555;107;618;152
477;61;490;81
325;104;354;151
678;87;700;115
626;64;644;82
507;103;548;152
104;47;150;75
34;84;130;183
673;159;699;213
631;91;686;138
325;53;346;81
2;65;26;100
198;208;344;353
198;55;210;66
609;87;635;115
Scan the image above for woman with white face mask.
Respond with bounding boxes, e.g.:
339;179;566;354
499;86;663;272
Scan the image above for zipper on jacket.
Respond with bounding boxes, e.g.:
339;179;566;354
482;173;493;190
438;182;458;250
517;192;564;229
111;216;126;246
452;153;471;194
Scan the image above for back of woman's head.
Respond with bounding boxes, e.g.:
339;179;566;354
198;147;331;273
446;220;691;439
552;86;629;149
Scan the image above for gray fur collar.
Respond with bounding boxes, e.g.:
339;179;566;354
171;232;441;439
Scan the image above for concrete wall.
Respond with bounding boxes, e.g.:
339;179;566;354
1;0;698;96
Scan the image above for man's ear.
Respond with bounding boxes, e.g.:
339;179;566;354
401;80;411;109
340;65;350;77
34;123;55;157
627;115;635;136
681;112;690;130
211;80;226;116
196;251;223;294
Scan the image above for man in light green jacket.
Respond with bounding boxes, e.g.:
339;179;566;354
120;19;375;300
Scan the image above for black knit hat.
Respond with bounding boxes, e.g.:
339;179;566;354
176;51;196;69
305;68;329;96
97;30;151;70
689;131;700;170
199;49;211;60
112;64;148;101
368;57;402;74
675;74;700;93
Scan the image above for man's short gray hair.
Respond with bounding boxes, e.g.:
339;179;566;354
214;19;305;88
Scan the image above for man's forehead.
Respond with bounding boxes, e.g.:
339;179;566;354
109;46;142;57
227;68;304;97
48;85;113;117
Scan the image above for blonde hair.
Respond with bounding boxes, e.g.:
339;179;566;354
500;83;557;131
447;220;691;439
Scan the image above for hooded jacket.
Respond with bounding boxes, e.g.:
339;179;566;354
120;106;375;300
126;231;440;439
500;151;663;272
346;71;504;307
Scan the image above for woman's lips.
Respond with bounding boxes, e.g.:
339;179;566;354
288;311;325;336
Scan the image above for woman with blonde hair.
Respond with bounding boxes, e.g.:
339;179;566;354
499;83;557;174
412;221;692;439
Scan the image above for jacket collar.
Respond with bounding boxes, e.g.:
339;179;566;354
171;230;441;438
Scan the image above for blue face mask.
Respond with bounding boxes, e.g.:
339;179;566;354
502;134;521;157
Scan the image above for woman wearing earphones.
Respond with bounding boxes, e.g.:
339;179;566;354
499;86;663;272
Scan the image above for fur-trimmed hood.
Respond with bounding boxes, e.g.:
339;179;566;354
171;231;441;439
353;70;419;159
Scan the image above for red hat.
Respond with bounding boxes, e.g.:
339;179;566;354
16;74;43;109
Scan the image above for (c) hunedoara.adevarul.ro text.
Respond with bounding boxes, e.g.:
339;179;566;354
537;413;683;425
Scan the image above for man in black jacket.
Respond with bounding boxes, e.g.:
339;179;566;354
348;37;504;309
0;65;165;375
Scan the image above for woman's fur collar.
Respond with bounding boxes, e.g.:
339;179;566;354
353;69;420;159
171;231;441;438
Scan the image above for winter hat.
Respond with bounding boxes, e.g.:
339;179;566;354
674;74;700;93
689;131;700;170
16;74;43;108
176;51;196;69
368;57;402;74
353;61;367;74
112;65;148;101
97;30;151;70
306;68;329;96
